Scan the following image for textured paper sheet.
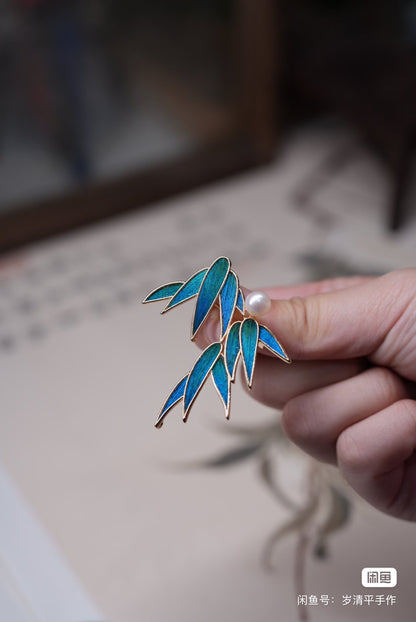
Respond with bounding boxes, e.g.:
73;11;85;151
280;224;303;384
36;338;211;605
0;466;104;622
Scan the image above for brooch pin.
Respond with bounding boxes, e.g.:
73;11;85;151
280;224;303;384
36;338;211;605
142;257;291;428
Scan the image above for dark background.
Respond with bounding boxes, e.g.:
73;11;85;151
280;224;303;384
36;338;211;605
1;0;415;251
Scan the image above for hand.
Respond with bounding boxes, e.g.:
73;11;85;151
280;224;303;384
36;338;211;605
199;269;416;521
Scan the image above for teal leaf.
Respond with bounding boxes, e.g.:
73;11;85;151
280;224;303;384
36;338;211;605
211;355;231;418
155;375;188;428
258;325;291;363
225;321;241;380
162;268;207;313
142;282;183;304
240;318;259;388
191;257;230;340
219;271;238;338
236;289;245;314
183;342;222;420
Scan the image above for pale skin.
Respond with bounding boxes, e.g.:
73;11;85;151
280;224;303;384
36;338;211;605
198;268;416;522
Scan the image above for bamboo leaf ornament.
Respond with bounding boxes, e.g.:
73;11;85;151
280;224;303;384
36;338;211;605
142;257;291;427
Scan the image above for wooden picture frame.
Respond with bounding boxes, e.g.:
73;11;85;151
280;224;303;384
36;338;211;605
0;0;277;253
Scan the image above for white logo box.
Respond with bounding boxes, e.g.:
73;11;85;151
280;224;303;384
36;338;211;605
361;568;397;588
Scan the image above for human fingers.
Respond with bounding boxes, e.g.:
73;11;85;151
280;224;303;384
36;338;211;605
246;353;365;410
196;269;416;381
196;276;374;351
258;269;416;371
336;398;416;521
260;275;374;300
281;366;412;465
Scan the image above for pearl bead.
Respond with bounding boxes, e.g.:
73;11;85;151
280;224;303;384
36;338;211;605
245;291;271;317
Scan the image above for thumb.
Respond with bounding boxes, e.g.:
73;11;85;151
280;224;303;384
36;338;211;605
260;269;416;363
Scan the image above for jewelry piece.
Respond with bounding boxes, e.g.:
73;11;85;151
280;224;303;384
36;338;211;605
245;291;272;317
142;257;291;428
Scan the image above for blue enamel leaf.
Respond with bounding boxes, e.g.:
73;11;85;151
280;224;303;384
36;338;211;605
240;318;259;388
236;289;245;314
219;271;238;338
259;325;291;363
225;321;241;380
142;282;183;304
212;355;231;418
155;375;188;428
191;257;230;340
183;342;222;420
162;268;208;313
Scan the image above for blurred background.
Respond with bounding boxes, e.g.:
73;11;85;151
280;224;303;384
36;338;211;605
1;0;416;251
0;0;277;251
1;2;416;622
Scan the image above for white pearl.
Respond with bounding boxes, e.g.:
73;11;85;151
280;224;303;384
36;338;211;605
245;291;271;317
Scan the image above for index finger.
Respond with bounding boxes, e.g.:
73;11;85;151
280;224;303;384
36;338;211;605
260;275;374;300
197;276;374;350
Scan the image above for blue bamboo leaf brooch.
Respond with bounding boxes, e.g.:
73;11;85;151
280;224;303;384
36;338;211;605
142;257;291;428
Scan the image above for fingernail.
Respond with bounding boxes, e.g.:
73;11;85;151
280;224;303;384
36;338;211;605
204;317;220;343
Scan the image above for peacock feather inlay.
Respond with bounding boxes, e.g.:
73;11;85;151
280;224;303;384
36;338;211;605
236;289;245;315
191;257;230;340
155;375;188;429
212;354;231;419
225;321;241;380
240;318;259;388
219;271;238;338
258;324;290;362
143;282;184;304
162;268;207;313
183;342;221;420
142;257;291;427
